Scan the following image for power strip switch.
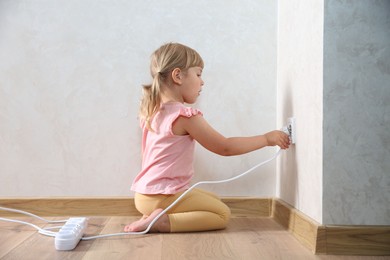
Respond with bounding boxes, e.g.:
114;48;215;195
55;217;88;251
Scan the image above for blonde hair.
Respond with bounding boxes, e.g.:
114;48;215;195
140;43;204;130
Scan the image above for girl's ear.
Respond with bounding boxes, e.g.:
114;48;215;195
171;68;182;85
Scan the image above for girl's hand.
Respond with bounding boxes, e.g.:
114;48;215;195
265;130;290;149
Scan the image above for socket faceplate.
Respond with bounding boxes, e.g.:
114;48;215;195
287;117;296;144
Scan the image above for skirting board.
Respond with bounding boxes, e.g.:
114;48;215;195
272;199;390;256
0;197;272;218
0;197;389;255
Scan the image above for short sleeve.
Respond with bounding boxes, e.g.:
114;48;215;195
179;107;203;118
166;106;203;136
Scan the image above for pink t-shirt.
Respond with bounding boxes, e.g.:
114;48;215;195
131;102;203;194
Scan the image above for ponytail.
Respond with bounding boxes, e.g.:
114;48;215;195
140;73;163;131
139;43;204;131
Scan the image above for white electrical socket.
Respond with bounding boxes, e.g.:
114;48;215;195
287;117;296;144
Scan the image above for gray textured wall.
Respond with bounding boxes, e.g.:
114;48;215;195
323;0;390;225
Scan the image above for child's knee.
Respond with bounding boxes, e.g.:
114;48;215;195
220;204;231;227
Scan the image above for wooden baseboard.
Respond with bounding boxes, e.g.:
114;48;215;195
0;197;271;218
324;225;390;256
271;199;324;254
0;197;140;217
271;198;390;256
1;197;389;255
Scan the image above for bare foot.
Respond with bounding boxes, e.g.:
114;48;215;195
123;215;148;232
124;208;170;233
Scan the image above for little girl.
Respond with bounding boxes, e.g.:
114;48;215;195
124;43;290;233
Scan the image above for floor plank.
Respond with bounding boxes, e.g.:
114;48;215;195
0;217;107;260
1;216;389;260
82;216;163;260
221;217;317;259
0;217;37;259
162;230;235;259
1;217;65;260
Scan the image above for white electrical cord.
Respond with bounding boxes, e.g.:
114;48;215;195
0;217;57;237
0;206;68;223
0;148;283;241
0;206;68;237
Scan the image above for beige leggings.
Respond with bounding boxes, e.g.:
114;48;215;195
134;188;231;232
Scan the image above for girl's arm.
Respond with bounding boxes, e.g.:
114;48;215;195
173;115;290;156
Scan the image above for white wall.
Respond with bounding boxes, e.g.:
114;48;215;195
0;1;277;197
276;0;324;223
277;0;390;226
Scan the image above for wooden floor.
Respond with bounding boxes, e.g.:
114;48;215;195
0;216;388;260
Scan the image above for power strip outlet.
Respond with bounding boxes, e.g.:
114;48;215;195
55;217;88;251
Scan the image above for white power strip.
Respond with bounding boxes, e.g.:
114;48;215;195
54;217;88;251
